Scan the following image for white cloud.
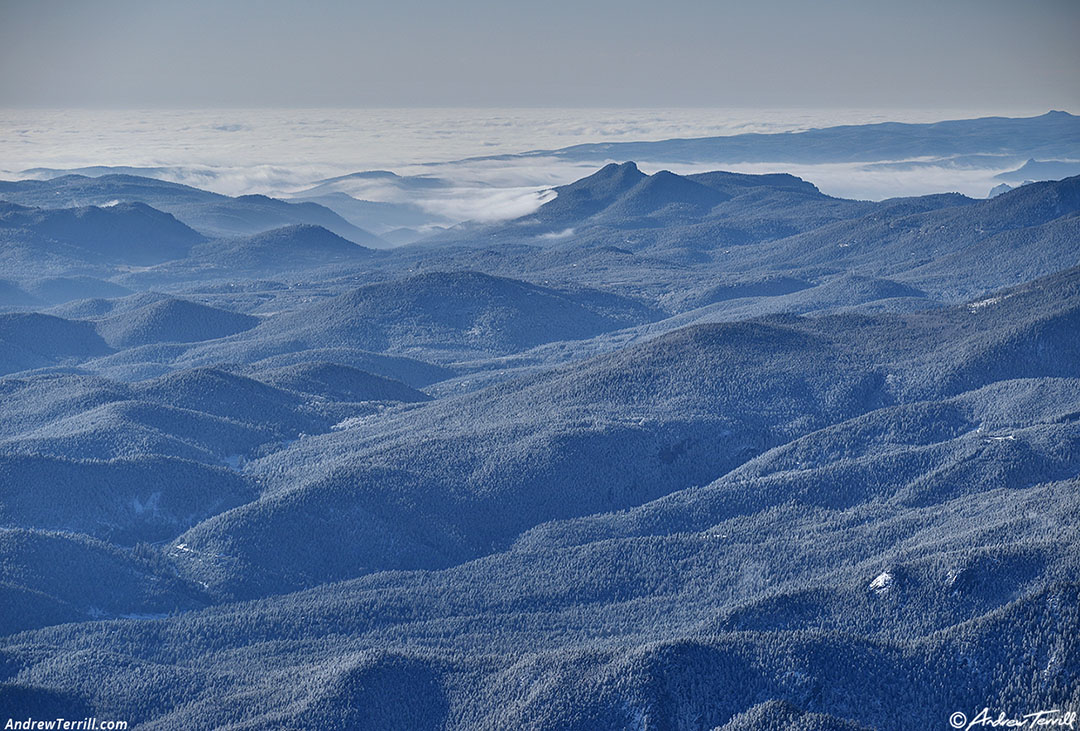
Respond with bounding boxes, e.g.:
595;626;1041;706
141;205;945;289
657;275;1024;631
0;106;1032;225
539;227;575;240
415;187;557;223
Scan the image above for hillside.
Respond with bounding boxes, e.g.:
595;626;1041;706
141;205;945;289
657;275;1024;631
0;174;385;245
0;313;113;375
94;297;259;347
161;266;1080;599
251;361;431;403
251;270;662;359
0;151;1078;729
189;224;374;267
0;200;204;265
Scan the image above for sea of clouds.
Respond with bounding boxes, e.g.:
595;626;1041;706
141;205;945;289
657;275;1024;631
0;106;1040;225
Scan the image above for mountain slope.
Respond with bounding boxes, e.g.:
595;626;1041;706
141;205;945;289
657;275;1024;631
160;266;1080;599
536;110;1080;164
0;454;254;545
168;316;889;597
252;362;431;403
0;174;385;245
0;313;113;375
1;134;1078;729
0;200;204;265
0;529;207;635
253;270;662;359
94;297;259;347
189;224;375;268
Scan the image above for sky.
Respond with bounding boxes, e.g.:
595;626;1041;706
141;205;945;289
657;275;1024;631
1;0;1078;110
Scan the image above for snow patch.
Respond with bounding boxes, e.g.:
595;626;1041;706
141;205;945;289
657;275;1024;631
967;292;1014;314
870;571;894;594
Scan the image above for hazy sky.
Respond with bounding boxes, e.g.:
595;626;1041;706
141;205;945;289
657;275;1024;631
1;0;1077;109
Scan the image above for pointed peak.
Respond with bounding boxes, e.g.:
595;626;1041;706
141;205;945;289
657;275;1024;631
600;161;640;174
587;161;644;181
555;161;647;198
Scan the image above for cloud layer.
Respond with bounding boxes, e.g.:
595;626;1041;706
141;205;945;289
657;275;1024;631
0;107;1050;225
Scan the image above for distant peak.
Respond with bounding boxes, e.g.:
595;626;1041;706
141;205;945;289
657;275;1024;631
552;161;647;202
603;161;640;174
596;161;645;181
354;170;400;179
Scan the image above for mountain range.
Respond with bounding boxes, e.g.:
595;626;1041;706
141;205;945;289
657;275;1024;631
511;110;1080;166
0;125;1078;730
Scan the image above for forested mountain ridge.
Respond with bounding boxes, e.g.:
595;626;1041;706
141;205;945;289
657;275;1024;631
0;161;1077;729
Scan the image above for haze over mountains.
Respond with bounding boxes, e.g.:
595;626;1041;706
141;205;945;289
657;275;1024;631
527;110;1080;164
0;112;1078;729
8;110;1080;237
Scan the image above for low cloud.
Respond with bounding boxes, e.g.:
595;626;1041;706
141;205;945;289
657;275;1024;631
0;107;1040;229
415;187;557;223
539;227;575;240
